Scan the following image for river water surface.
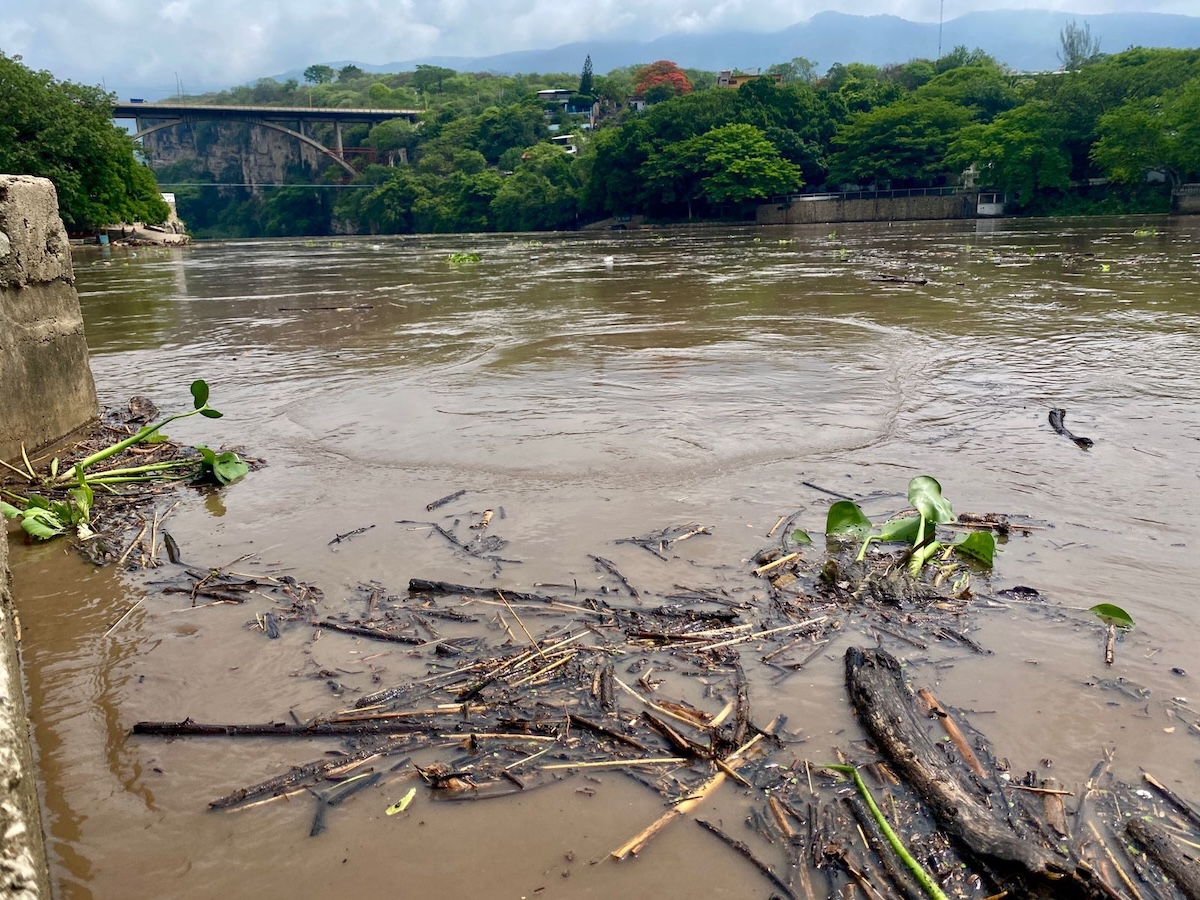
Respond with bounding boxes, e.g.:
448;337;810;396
9;218;1200;899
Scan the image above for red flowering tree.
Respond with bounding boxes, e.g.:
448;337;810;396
633;60;693;104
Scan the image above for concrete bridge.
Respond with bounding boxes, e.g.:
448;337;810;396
112;102;421;176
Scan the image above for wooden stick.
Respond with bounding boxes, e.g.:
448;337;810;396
754;553;798;576
117;521;148;567
696;818;796;899
1087;822;1143;900
613;676;708;731
1104;623;1116;666
917;688;987;779
497;590;548;661
1003;784;1074;797
767;515;787;538
611;734;763;860
769;795;797;839
1142;772;1200;830
542;757;688;771
695;616;827;652
103;598;144;639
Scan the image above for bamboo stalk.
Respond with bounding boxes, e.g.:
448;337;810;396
694;616;827;652
542;757;688;771
917;688;987;778
1087;821;1143;900
754;552;798;576
611;734;763;860
496;590;547;662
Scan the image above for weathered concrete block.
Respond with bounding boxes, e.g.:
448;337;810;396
0;535;50;899
0;174;98;462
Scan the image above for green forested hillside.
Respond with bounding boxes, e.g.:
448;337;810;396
154;47;1200;238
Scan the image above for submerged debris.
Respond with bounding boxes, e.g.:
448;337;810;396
121;484;1200;898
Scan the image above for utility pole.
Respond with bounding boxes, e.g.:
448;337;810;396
937;0;945;61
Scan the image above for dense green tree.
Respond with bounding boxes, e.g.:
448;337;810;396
914;66;1018;122
767;57;819;85
640;124;801;216
491;146;578;231
946;100;1071;203
1059;20;1102;71
0;52;169;230
934;45;1000;74
821;62;904;114
579;55;594;96
413;65;457;95
304;64;335;85
1091;78;1200;190
338;65;364;82
828;97;972;187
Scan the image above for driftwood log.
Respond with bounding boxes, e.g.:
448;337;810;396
1125;816;1200;900
845;646;1113;899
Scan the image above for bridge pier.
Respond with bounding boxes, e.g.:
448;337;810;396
334;122;344;160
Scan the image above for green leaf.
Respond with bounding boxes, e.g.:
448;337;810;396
212;451;249;485
952;531;995;567
386;787;417;816
194;445;217;464
50;458;59;479
190;379;210;409
25;494;50;511
878;515;922;543
21;507;65;540
199;408;224;419
790;529;813;545
908;476;955;525
826;501;872;538
1;501;22;520
1090;603;1134;630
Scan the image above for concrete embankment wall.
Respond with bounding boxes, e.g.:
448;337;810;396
1;173;98;897
757;192;977;226
1173;186;1200;215
1;174;98;464
0;536;49;898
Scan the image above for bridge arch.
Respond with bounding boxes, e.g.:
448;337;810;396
132;118;357;177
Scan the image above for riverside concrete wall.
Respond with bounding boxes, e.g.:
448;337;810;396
0;174;98;464
757;192;976;226
0;535;50;898
1;172;96;897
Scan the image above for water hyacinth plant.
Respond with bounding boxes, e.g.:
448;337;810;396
822;475;996;576
1;380;248;540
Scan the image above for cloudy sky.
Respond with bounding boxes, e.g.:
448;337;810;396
4;0;1189;97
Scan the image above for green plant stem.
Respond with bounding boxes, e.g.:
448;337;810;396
823;764;950;900
56;408;206;482
83;460;197;479
84;474;194;486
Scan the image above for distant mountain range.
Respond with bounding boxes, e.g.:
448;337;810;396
264;10;1200;85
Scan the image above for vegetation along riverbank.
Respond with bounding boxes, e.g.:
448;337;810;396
4;26;1200;240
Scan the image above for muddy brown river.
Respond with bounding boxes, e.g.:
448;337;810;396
8;218;1200;899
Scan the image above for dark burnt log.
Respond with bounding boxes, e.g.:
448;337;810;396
131;717;430;738
845;646;1112;899
1125;816;1200;900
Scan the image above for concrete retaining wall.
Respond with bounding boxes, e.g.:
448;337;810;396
0;174;98;463
1173;186;1200;215
0;534;49;898
757;192;977;226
